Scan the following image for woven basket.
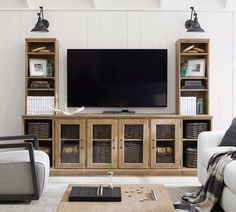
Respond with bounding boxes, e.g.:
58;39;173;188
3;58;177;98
124;125;143;139
156;152;174;163
124;141;143;163
28;122;50;138
61;125;79;139
185;147;197;168
156;125;175;139
93;141;111;163
93;125;111;139
61;152;80;163
185;122;208;139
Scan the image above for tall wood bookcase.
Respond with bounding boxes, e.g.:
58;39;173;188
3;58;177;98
176;38;211;169
23;38;58;167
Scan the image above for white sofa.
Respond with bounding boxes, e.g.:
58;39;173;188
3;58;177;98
197;131;236;212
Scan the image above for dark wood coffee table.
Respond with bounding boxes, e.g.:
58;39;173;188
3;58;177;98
56;184;175;212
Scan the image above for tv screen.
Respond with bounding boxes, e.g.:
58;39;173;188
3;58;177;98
67;49;167;107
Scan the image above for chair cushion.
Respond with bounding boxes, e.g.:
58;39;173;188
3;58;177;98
219;117;236;146
0;150;49;197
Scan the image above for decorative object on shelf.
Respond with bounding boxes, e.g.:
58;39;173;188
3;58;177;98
182;45;195;53
181;80;205;89
30;81;50;88
49;102;85;115
196;97;204;114
29;58;47;76
185;6;205;32
27;96;54;115
156;147;174;163
192;47;205;53
63;146;80;153
31;46;47;52
182;45;205;53
28;122;51;138
156;125;175;139
181;62;188;77
180;97;196;115
40;146;51;155
185;147;197;168
187;59;205;77
31;6;49;32
47;62;54;77
185;122;208;139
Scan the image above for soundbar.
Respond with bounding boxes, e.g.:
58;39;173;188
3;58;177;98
103;110;135;114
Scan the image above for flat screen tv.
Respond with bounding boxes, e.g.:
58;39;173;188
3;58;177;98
67;49;167;107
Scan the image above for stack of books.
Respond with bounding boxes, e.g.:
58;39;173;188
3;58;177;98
27;96;54;115
182;80;205;89
180;97;196;115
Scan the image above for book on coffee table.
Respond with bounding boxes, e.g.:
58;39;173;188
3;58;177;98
69;186;121;202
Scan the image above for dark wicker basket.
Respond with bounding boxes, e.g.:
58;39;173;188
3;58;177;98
61;152;80;163
93;141;111;163
185;147;197;168
156;152;174;163
185;122;208;139
124;141;143;163
28;122;50;138
61;125;79;139
93;125;111;139
124;125;143;139
156;125;175;139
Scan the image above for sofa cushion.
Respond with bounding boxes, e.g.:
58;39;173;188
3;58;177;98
202;146;236;168
224;160;236;196
219;118;236;146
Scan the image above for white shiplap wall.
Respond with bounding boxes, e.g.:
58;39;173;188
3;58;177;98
0;10;235;136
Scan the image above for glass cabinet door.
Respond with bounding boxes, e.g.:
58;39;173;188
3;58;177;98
151;119;180;168
55;120;85;168
87;120;117;168
119;119;149;168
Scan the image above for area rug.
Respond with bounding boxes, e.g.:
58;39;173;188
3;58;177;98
0;177;222;212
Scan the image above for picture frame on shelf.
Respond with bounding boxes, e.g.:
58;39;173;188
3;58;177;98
29;58;47;76
187;59;205;77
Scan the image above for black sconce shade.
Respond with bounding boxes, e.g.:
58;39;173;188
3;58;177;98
31;6;49;32
185;7;204;32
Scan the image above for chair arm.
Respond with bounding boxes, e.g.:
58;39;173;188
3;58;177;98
0;135;39;150
197;131;225;181
198;131;225;151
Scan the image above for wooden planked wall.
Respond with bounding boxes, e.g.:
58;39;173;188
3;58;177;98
0;10;235;135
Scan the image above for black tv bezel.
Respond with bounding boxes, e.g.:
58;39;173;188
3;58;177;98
67;49;168;108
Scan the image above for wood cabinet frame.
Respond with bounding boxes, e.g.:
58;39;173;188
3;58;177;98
55;119;86;169
87;119;118;169
118;119;149;169
150;119;180;169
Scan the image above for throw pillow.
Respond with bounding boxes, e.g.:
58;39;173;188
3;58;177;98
219;117;236;146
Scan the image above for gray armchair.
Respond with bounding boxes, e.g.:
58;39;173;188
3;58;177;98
0;135;49;202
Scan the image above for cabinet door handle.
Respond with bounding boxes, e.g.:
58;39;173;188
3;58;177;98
119;139;123;149
80;139;83;149
112;139;116;149
152;139;155;149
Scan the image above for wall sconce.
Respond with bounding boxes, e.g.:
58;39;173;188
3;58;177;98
31;6;49;32
185;7;204;32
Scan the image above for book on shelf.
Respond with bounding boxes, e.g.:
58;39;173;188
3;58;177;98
27;96;54;115
180;97;196;115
